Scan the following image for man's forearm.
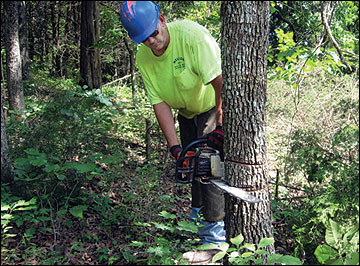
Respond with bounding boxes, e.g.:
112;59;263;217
211;75;223;126
153;101;179;148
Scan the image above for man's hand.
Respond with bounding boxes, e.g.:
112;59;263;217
170;145;196;167
170;145;182;159
207;126;224;151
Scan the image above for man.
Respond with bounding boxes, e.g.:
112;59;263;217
120;1;225;262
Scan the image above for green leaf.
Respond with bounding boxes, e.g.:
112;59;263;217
152;222;175;233
13;197;37;210
212;251;226;263
242;243;256;252
345;252;359;265
277;255;302;265
1;204;11;212
267;254;283;264
69;205;88;219
71;243;84;252
56;209;67;216
219;242;229;252
241;252;254;258
74;163;97;174
129;241;145;247
158;210;176;220
326;220;343;248
258;237;275;248
314;244;339;264
121;250;135;263
24;148;41;156
343;223;358;243
147;246;168;257
1;213;14;222
229;251;239;258
25;227;36;237
14;157;29;166
176;221;198;233
230;234;244;248
326;257;344;265
30;158;47;167
134;221;151;227
55;173;66;180
96;96;113;106
44;163;60;173
254;258;264;264
94;88;101;95
255;249;270;255
197;243;219;250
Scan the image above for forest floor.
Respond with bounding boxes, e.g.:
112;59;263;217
2;135;294;265
2;147;190;265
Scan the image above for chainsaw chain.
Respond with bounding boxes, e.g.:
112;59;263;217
238;184;269;192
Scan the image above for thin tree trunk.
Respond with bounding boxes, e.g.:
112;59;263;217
145;118;151;159
80;1;102;90
123;37;137;104
221;1;274;255
51;1;62;77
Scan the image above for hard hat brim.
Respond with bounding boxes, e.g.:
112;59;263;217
130;18;159;43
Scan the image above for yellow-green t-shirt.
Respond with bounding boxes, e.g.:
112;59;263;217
136;20;221;119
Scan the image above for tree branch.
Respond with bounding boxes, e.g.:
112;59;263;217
321;1;353;72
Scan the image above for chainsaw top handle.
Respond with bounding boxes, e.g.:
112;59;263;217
179;138;208;158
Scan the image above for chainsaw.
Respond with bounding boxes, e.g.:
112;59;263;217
175;138;261;203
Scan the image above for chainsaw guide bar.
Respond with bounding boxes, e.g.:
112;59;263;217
208;179;262;203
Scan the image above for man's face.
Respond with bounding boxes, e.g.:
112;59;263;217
142;14;168;55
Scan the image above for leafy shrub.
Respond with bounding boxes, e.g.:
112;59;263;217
198;234;301;265
127;211;198;265
314;219;359;265
287;124;359;223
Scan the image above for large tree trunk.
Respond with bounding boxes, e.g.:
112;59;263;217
80;1;102;90
18;1;30;81
1;96;14;184
221;1;274;254
4;1;25;116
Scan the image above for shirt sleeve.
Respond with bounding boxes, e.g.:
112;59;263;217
191;28;222;85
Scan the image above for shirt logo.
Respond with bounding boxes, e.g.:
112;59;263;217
173;57;185;75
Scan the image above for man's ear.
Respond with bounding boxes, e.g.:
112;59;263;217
159;14;165;26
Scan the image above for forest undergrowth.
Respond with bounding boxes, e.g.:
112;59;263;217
1;67;359;265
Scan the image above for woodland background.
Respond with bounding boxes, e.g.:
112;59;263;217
1;1;359;265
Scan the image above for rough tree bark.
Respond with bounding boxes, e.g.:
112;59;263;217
51;1;62;77
221;1;274;254
4;1;25;116
1;96;14;184
18;1;30;81
80;1;102;90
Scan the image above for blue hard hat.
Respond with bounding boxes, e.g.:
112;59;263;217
120;1;160;43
